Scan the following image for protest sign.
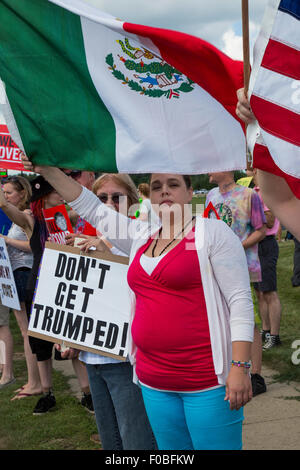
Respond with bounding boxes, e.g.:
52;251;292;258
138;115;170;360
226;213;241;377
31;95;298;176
236;176;253;187
0;208;12;235
43;204;73;244
203;202;220;220
0;237;20;310
28;243;130;360
0;124;26;171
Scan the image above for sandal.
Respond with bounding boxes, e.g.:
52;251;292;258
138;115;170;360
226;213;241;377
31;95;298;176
11;390;42;401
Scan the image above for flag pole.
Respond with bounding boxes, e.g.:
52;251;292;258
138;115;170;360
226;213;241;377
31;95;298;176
241;0;252;170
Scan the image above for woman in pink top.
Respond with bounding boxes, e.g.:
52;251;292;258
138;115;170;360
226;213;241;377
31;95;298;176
252;170;282;350
21;156;254;450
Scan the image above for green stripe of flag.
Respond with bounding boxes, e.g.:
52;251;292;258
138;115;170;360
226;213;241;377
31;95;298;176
0;0;117;172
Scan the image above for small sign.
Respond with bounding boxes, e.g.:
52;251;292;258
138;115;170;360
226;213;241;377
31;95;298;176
43;204;74;244
0;238;20;310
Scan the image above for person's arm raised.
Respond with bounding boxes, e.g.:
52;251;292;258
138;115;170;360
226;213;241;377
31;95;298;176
0;185;34;238
21;155;82;203
236;88;256;124
257;170;300;241
21;153;141;256
236;89;300;240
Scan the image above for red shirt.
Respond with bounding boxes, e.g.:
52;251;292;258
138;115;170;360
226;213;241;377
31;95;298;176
127;229;218;392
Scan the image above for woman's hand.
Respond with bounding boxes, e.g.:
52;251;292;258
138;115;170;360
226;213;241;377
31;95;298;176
65;233;88;246
225;366;253;410
236;88;256;124
20;151;45;174
0;182;7;208
55;344;80;359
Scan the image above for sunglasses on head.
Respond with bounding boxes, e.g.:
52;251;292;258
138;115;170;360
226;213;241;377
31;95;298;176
97;192;125;204
5;176;25;189
63;170;82;179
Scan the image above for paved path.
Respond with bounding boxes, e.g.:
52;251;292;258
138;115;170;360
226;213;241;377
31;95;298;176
243;366;300;450
54;360;300;450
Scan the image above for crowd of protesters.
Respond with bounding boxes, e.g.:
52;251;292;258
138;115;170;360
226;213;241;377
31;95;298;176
0;156;293;451
0;89;298;450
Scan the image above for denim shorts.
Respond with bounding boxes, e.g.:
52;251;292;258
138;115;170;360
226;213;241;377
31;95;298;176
13;268;31;303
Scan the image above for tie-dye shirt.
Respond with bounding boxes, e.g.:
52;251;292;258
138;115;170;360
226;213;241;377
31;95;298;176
205;185;266;282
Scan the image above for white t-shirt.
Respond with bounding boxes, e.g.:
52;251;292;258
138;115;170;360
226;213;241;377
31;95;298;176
79;244;128;365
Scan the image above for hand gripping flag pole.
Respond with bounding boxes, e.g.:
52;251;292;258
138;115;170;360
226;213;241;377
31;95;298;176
241;0;252;171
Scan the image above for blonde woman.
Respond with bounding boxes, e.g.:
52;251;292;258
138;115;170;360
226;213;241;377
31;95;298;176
79;174;140;253
0;176;42;398
70;174;157;450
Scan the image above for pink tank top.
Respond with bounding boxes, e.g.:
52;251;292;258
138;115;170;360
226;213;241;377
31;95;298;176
127;228;218;392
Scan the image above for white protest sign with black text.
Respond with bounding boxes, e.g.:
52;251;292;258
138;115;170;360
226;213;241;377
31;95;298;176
28;243;130;360
0;237;20;310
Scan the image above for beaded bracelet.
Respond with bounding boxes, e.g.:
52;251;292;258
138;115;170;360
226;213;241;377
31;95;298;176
231;360;251;369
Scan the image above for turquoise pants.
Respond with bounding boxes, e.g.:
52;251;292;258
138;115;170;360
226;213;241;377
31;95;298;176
141;385;244;450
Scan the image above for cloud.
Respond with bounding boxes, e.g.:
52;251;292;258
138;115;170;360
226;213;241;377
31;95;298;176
222;29;243;60
221;21;261;61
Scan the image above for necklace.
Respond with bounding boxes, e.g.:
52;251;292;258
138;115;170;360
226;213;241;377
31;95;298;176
152;216;195;257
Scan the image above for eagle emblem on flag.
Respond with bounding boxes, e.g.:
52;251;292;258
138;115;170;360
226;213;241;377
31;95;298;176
106;38;195;99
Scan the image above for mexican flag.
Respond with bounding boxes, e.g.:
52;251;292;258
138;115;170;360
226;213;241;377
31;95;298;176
0;0;246;174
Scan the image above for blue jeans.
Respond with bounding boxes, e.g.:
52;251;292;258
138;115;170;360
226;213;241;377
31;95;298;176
86;362;157;450
141;385;244;450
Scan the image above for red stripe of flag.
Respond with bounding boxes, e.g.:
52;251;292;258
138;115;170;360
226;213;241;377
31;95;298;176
261;38;300;80
253;143;300;199
123;22;245;123
0;124;9;133
250;94;300;147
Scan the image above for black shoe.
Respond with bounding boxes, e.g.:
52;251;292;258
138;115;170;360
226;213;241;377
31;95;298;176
263;335;282;351
33;392;56;415
260;329;270;343
251;373;267;397
81;392;94;414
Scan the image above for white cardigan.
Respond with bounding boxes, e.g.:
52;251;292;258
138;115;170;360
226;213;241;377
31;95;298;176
71;187;254;385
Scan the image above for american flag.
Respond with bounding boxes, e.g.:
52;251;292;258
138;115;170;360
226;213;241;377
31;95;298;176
248;0;300;198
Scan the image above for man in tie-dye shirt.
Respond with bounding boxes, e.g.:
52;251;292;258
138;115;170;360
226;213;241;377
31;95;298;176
205;171;267;397
205;172;266;282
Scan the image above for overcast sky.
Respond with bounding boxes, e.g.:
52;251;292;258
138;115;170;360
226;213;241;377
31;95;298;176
85;0;269;60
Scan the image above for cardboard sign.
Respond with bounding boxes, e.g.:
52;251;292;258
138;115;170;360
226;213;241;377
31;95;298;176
0;238;20;310
43;204;74;244
0;124;26;171
28;243;130;360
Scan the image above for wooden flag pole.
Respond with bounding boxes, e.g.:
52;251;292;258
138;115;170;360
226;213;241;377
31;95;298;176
241;0;252;170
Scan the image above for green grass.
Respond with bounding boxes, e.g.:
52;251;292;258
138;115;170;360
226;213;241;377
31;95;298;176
0;238;299;449
0;314;98;450
192;195;206;214
258;240;300;383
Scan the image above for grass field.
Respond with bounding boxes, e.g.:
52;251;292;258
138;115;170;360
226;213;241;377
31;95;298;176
0;317;98;450
261;240;300;383
0;233;299;449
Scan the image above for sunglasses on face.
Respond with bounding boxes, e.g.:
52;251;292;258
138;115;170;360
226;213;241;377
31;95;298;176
97;192;125;204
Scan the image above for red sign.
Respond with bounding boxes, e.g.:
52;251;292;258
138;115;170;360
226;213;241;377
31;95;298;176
43;204;73;244
203;202;220;220
0;123;26;171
